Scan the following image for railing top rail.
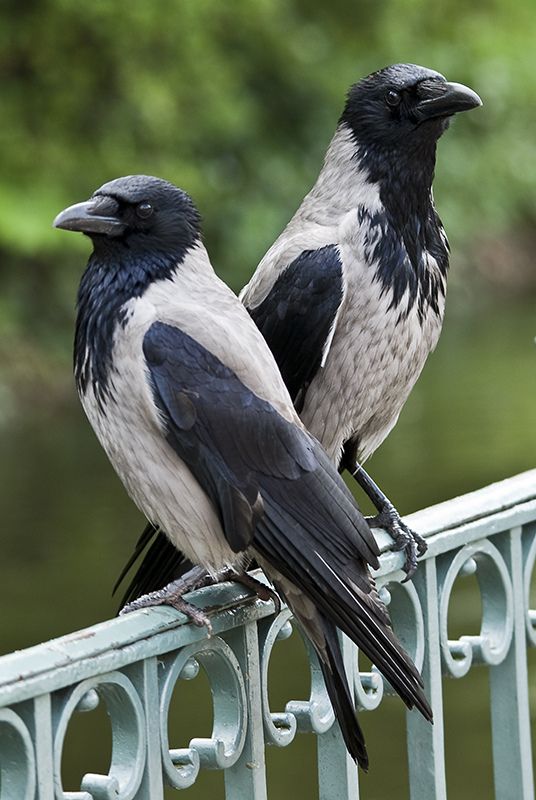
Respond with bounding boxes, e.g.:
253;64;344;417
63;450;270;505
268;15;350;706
374;469;536;569
0;578;273;705
402;468;536;537
1;468;534;707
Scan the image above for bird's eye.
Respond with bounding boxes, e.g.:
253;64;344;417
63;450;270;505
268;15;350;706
136;202;153;219
385;90;402;108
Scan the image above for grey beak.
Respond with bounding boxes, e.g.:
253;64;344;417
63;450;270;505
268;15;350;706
53;195;126;236
415;80;482;122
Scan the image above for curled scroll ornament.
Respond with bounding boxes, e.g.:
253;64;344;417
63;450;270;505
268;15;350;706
258;608;335;747
437;539;514;678
0;708;36;800
53;670;146;800
523;525;536;646
159;636;247;790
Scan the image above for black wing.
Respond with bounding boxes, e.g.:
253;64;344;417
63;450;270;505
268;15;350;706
143;320;376;562
247;245;344;413
143;322;432;756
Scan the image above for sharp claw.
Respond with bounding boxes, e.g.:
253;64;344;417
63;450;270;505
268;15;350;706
366;506;426;580
118;568;218;632
230;572;282;615
416;537;428;557
400;550;417;582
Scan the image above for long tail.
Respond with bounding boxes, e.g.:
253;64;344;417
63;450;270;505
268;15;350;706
269;572;368;767
252;439;432;764
319;616;369;769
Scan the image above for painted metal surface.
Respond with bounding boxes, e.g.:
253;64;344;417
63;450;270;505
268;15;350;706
0;469;535;799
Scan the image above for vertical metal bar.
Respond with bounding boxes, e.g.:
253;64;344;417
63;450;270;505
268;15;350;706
317;634;360;800
223;622;268;800
489;527;534;800
126;657;164;800
31;694;55;800
317;722;360;800
407;557;447;800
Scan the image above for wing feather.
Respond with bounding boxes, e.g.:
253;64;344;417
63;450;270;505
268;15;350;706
246;245;344;412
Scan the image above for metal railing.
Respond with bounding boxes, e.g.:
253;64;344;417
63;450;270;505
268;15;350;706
0;470;535;799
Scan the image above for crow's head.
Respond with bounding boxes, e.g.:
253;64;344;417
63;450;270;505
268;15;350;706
54;175;201;263
56;177;203;400
341;63;481;152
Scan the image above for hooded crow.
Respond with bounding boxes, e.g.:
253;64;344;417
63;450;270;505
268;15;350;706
54;175;432;768
242;63;482;571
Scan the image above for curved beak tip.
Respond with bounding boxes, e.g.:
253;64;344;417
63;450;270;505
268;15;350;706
53;200;95;234
52;197;125;236
416;80;483;122
451;82;483;111
52;210;73;230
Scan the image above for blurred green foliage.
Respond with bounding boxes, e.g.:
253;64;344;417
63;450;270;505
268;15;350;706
0;0;535;390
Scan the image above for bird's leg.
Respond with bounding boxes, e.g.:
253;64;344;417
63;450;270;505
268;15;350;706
351;463;428;581
119;564;281;630
119;564;230;631
229;572;282;614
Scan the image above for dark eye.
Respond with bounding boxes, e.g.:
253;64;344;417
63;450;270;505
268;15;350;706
136;202;153;219
385;89;401;108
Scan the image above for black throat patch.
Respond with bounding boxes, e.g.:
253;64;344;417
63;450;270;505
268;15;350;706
356;141;450;321
358;204;449;322
74;247;180;409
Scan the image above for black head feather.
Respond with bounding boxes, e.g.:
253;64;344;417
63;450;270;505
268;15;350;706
54;175;203;404
340;63;481;199
338;65;480;315
88;174;201;260
341;63;451;150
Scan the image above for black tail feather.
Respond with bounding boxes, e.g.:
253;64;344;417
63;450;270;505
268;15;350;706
113;524;192;609
112;522;159;596
319;617;369;769
250;442;433;767
261;502;432;722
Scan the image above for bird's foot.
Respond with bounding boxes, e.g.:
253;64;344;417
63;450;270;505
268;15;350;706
366;503;427;581
230;572;282;615
119;564;218;632
118;564;280;630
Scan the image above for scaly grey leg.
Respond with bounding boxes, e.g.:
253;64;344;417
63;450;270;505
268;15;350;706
352;464;427;581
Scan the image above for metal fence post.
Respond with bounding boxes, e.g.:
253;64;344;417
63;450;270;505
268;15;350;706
223;621;268;800
317;635;360;800
407;557;447;800
489;526;535;800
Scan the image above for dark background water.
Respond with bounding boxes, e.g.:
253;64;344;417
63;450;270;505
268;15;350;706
1;296;534;798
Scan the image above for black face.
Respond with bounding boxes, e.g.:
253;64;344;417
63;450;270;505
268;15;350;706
341;63;481;150
53;175;201;259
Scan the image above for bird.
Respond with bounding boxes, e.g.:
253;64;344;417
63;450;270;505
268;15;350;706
242;63;482;570
54;174;433;768
118;63;482;602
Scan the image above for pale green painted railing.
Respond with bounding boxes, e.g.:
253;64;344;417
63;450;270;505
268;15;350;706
1;470;535;799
